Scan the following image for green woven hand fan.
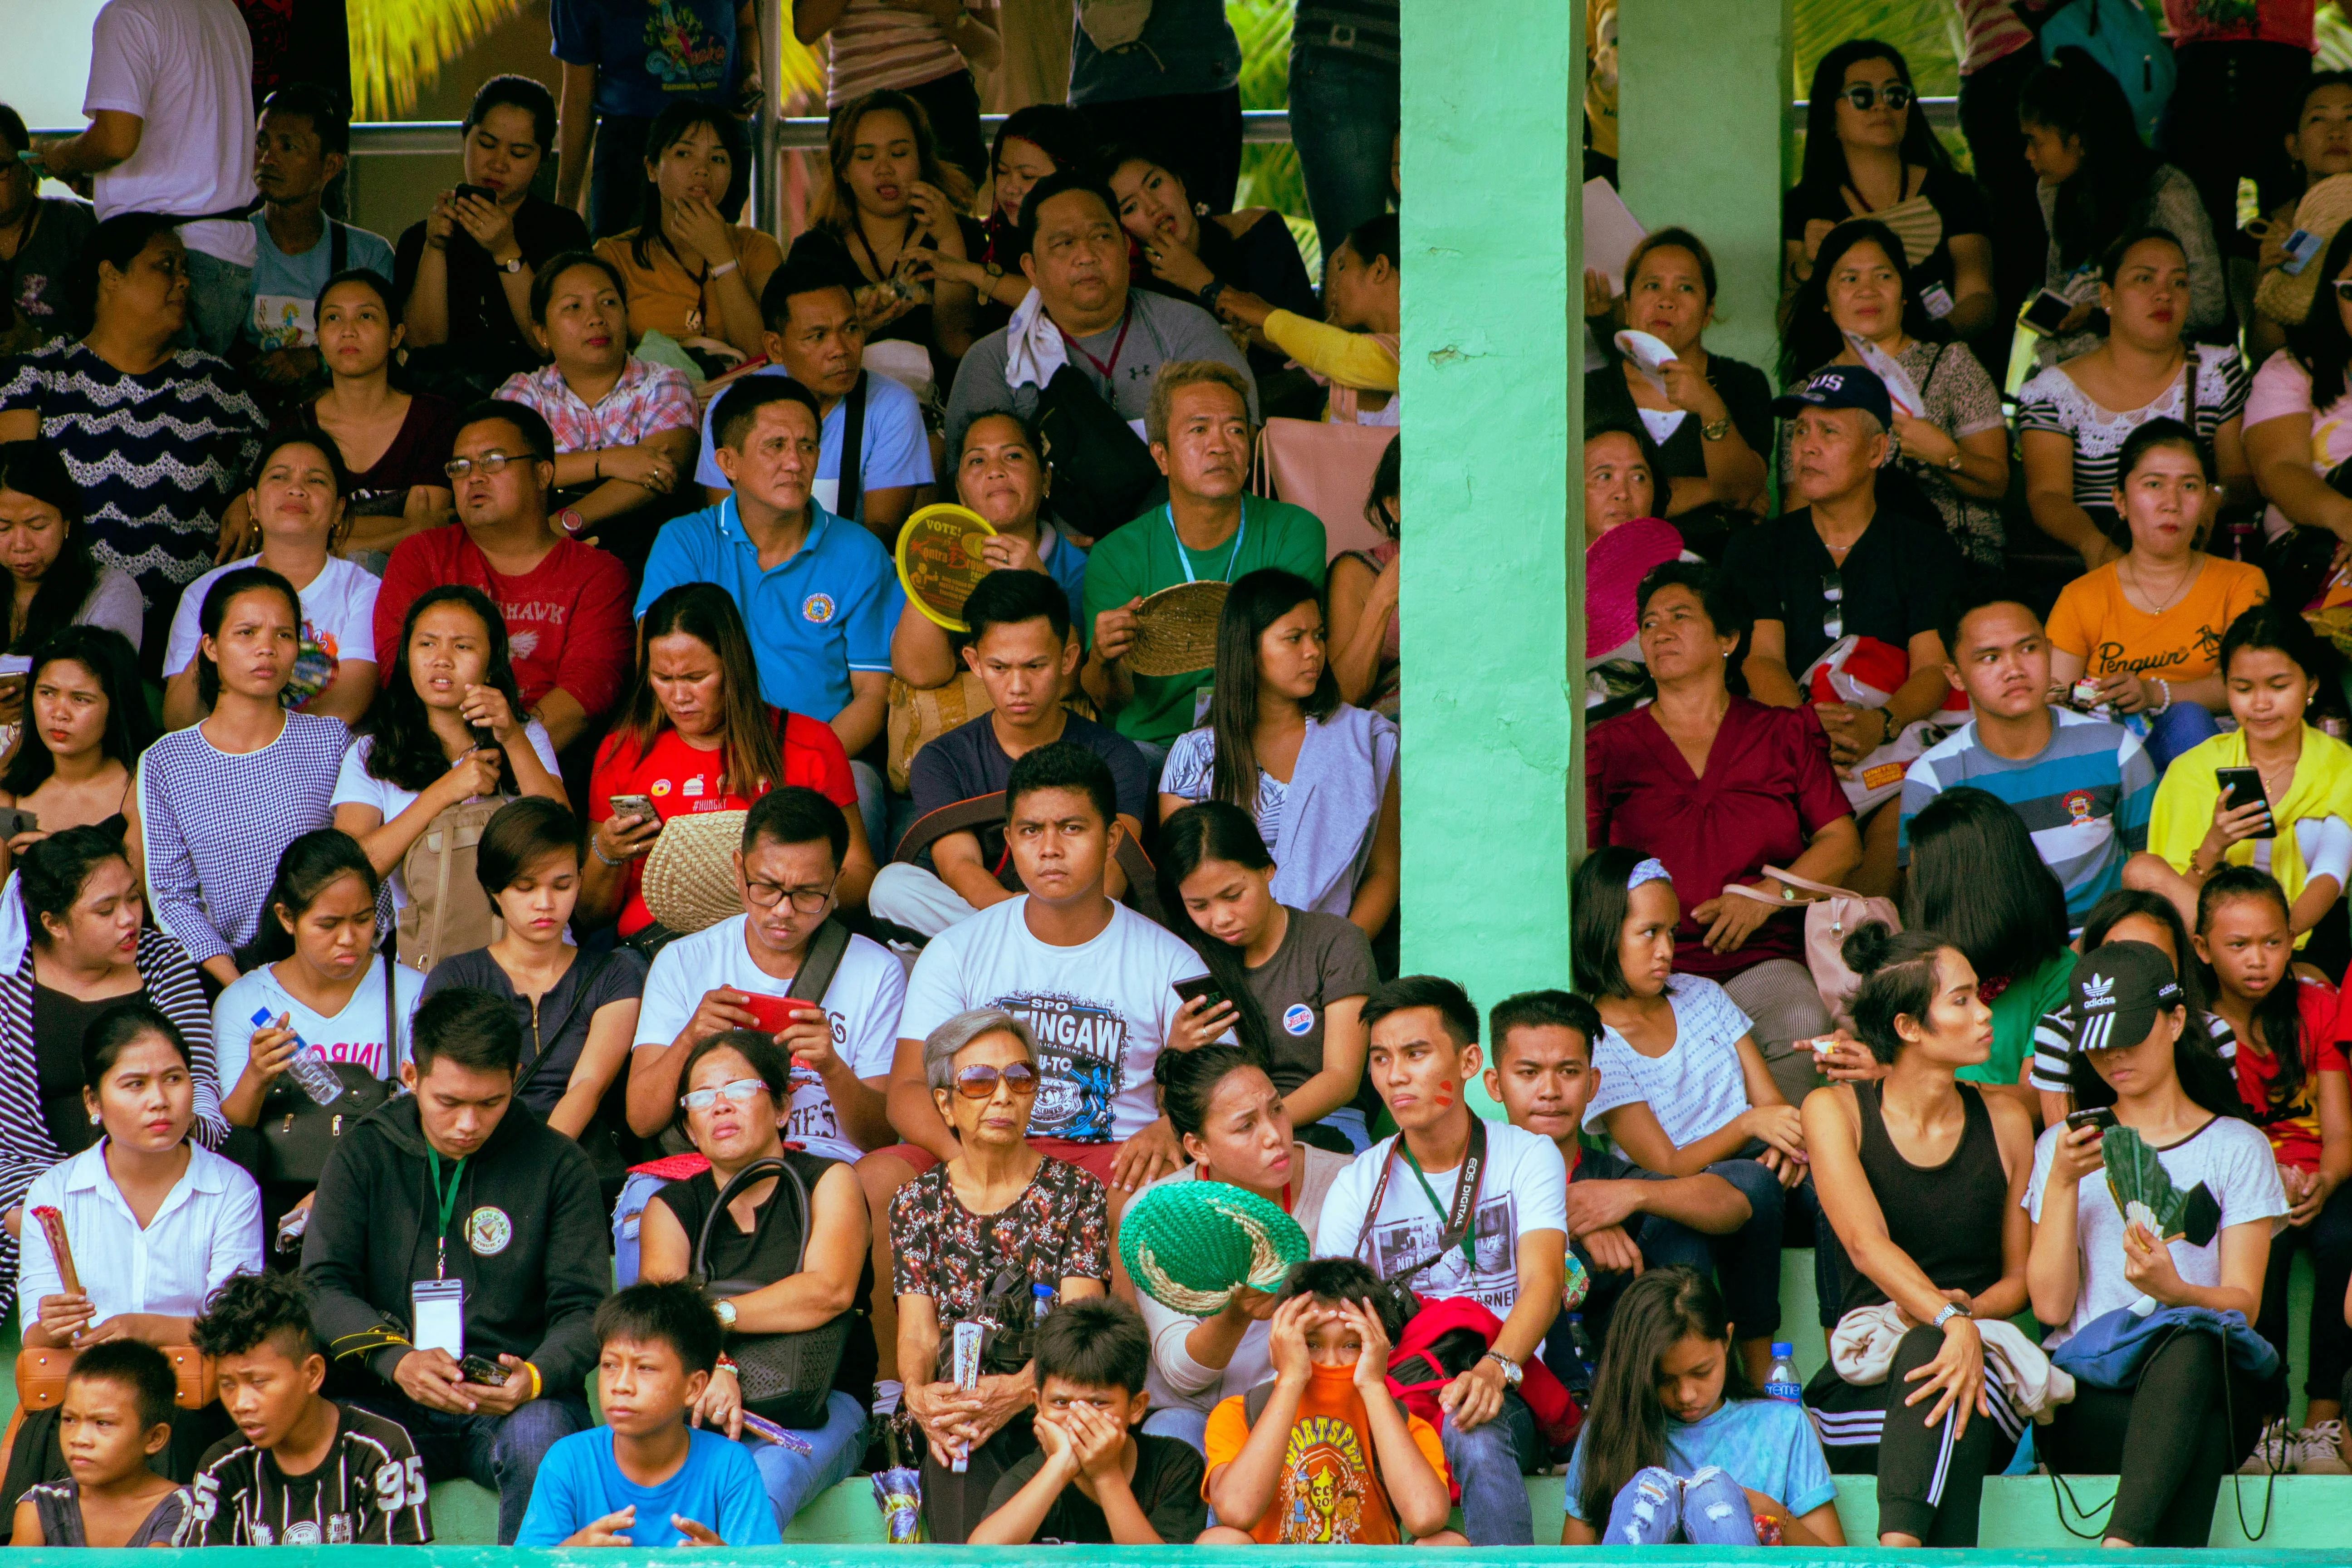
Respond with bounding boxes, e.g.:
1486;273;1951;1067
1119;1180;1310;1315
2100;1125;2190;1242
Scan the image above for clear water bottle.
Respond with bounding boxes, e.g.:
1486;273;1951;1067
1031;1283;1055;1329
251;1007;343;1106
1560;1313;1595;1401
1764;1342;1803;1403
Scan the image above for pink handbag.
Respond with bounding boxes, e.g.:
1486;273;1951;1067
1253;417;1397;561
1719;864;1900;1025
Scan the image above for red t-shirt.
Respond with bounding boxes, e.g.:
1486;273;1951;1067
2234;976;2350;1172
1585;696;1854;979
589;711;857;935
373;527;634;724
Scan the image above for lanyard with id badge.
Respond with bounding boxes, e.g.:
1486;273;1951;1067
413;1150;503;1385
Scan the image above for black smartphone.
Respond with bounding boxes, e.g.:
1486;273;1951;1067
2063;1106;2117;1134
2215;765;2276;838
452;182;497;207
0;807;38;840
2022;289;2074;334
1172;974;1227;1012
458;1353;506;1386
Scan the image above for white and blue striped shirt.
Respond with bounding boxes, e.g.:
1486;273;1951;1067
139;713;348;965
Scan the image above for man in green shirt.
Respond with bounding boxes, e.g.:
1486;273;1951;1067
1079;360;1327;758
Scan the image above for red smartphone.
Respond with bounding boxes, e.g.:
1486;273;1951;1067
741;993;822;1036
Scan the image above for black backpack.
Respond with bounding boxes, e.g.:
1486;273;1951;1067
1035;363;1163;537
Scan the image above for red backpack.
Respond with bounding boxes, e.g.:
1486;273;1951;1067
1384;1292;1582;1449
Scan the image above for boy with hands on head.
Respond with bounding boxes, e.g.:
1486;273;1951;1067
1197;1259;1464;1546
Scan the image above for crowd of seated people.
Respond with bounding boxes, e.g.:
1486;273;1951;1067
5;0;2352;1554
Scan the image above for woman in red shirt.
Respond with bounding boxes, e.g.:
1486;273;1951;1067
579;583;877;946
2192;865;2352;1467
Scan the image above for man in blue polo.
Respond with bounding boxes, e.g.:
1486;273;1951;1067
639;376;893;848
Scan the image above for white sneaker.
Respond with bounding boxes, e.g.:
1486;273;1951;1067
2292;1420;2349;1475
2241;1418;2294;1474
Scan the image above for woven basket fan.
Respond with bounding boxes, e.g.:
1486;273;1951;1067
1117;1180;1308;1315
1127;581;1229;678
640;808;748;936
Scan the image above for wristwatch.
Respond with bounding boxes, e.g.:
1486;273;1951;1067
1945;451;1965;471
1481;1350;1523;1388
714;1299;739;1329
498;254;526;274
1931;1303;1970;1330
555;507;588;537
1700;415;1731;441
1197;279;1228;315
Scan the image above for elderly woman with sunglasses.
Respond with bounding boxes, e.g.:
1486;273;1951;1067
892;1007;1109;1543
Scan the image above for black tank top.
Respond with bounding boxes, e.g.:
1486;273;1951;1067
1839;1080;2008;1316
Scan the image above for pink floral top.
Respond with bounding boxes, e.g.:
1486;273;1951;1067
493;355;696;455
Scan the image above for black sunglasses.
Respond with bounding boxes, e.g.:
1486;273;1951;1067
1839;83;1914;112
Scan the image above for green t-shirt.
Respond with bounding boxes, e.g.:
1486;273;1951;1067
1080;497;1328;745
1964;948;2073;1089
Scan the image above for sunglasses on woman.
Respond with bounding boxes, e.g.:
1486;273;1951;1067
2332;279;2352;300
952;1061;1040;1099
680;1077;766;1112
1839;83;1913;112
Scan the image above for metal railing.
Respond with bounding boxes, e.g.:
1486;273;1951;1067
1793;95;1963;130
332;109;1294;157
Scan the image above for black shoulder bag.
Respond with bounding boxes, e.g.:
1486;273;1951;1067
257;951;399;1186
1035;361;1161;538
691;1156;853;1427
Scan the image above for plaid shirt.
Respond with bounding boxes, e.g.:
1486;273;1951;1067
494;355;696;454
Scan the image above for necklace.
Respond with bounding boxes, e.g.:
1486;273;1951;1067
2123;553;2197;616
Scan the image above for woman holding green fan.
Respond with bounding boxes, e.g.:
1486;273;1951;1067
2026;941;2286;1547
1112;1044;1349;1454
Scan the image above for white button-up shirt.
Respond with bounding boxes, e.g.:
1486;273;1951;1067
15;1141;262;1328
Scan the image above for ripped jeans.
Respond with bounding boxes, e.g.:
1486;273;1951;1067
1601;1466;1760;1546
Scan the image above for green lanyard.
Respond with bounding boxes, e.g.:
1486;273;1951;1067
1400;1144;1477;1268
427;1148;467;1280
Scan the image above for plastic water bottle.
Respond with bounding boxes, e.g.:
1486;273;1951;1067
1764;1342;1803;1403
1031;1282;1055;1328
1560;1313;1595;1401
251;1006;343;1106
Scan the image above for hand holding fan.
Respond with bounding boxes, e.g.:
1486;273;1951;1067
29;1205;79;1294
1614;329;1678;397
2100;1126;2189;1244
1118;1181;1310;1316
1842;331;1926;418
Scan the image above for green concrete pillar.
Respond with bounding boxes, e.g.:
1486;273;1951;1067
1617;0;1793;379
1397;0;1582;1081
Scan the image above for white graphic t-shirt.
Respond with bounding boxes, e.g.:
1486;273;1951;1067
636;915;904;1163
895;897;1208;1142
1315;1119;1569;1318
165;554;381;708
211;958;425;1088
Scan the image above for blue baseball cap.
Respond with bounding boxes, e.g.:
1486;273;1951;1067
1770;364;1895;429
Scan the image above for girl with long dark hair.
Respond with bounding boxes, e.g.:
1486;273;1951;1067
1801;922;2033;1546
2015;46;2225;361
2028;886;2235;1122
1560;1266;1842;1545
1158;568;1399;936
1902;785;2074;1091
1103;144;1319;378
2032;942;2283;1545
592;101;779;359
1774;219;2008;567
0;627;151;877
2245;72;2352;366
164;431;380;728
1112;1043;1353;1451
1783;39;1996;341
2192;866;2352;1466
580;583;873;941
0;439;142;656
285;269;460;558
1156;801;1375;1152
332;583;564;916
924;104;1095;325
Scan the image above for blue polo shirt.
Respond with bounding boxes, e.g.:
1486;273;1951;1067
639;496;893;719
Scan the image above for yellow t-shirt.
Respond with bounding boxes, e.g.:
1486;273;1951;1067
594;226;785;345
1202;1366;1449;1545
2045;553;2269;685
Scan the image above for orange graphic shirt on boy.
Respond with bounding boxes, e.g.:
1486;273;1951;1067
1202;1363;1449;1545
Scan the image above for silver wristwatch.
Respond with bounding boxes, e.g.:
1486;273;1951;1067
1481;1350;1523;1387
1931;1303;1970;1330
713;1298;738;1328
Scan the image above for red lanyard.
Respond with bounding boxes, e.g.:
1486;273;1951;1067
1059;302;1134;381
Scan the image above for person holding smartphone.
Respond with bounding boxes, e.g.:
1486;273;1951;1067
2130;602;2352;944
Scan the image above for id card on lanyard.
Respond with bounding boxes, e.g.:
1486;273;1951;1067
413;1148;467;1354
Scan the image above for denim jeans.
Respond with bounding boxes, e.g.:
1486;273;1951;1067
1602;1465;1758;1545
1703;1156;1835;1342
611;1167;667;1287
1287;43;1399;260
349;1390;592;1544
1438;1388;1537;1545
2144;700;2223;771
179;248;251;357
850;760;888;873
747;1389;869;1530
1141;1404;1209;1454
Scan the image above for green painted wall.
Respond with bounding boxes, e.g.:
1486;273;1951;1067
1396;0;1583;1102
1617;0;1793;382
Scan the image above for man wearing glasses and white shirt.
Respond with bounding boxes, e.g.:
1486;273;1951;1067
611;786;905;1284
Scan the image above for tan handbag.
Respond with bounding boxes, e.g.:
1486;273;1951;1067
395;797;506;974
1253;417;1397;562
885;657;1098;794
16;1344;217;1411
1719;864;1900;1025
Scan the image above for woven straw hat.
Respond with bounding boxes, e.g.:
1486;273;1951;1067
1127;582;1229;677
1117;1179;1309;1315
640;808;746;936
2256;174;2352;327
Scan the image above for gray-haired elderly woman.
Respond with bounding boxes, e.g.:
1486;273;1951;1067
890;1007;1110;1542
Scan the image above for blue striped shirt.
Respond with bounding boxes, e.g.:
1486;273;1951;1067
139;714;349;964
1898;707;2156;923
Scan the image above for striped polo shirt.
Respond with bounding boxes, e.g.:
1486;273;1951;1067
825;0;983;104
1898;706;2157;925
